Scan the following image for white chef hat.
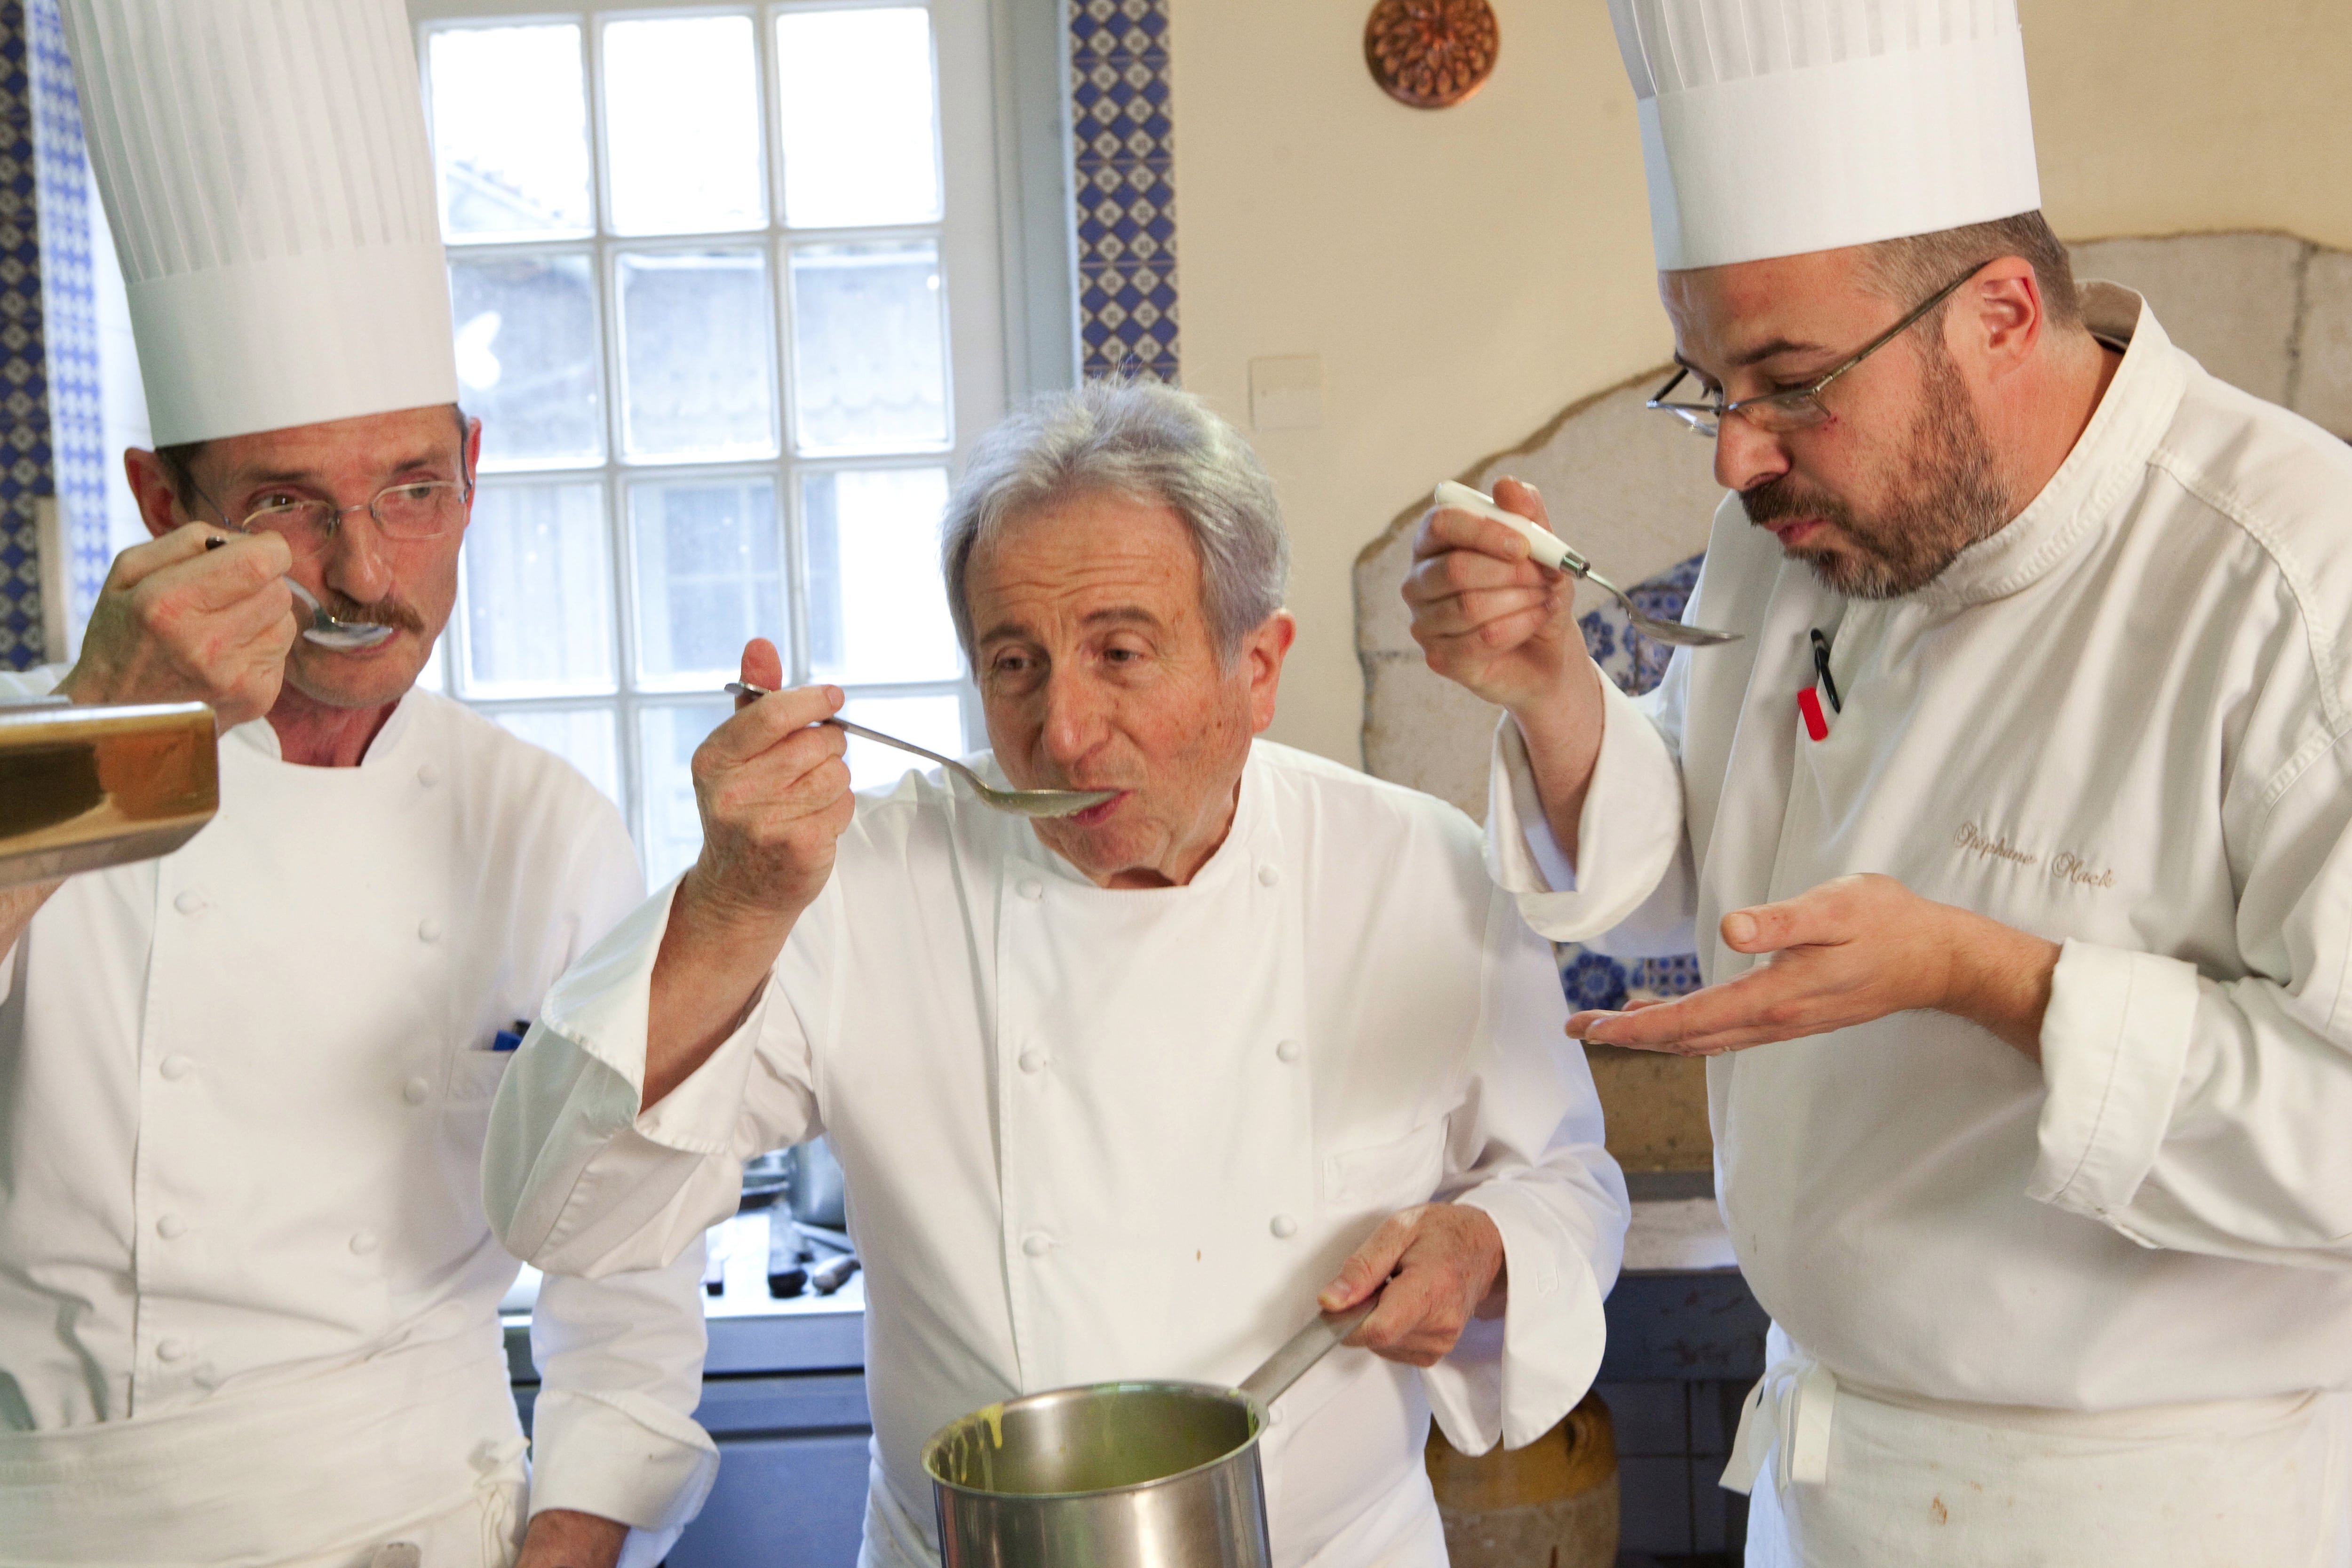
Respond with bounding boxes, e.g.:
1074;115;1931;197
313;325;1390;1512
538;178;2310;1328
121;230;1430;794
1608;0;2043;272
62;0;458;446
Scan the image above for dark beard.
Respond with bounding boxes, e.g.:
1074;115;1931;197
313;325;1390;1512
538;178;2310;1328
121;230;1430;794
1740;344;2012;599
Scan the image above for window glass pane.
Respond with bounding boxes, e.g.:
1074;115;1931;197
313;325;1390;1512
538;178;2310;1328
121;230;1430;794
492;708;621;807
619;251;779;461
840;693;964;792
804;468;959;684
774;8;941;228
428;25;592;240
638;700;731;887
461;483;616;697
603;16;765;236
452;254;604;468
630;478;785;688
788;241;948;455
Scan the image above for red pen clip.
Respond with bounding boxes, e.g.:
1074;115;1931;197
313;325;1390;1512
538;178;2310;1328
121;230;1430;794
1797;686;1829;742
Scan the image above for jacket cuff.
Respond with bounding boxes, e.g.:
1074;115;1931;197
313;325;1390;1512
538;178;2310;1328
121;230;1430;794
527;1386;719;1532
2028;938;2202;1228
1484;679;1684;945
1423;1183;1607;1455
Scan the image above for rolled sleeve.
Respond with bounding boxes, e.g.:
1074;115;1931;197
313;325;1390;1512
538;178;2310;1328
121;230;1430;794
1486;678;1692;950
486;877;818;1277
1430;1183;1612;1454
2028;938;2201;1228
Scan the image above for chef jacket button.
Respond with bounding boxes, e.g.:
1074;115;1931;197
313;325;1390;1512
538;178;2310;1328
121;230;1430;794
1257;865;1279;888
1021;1232;1054;1258
1267;1403;1285;1425
1270;1214;1298;1239
156;1338;189;1363
350;1231;380;1256
418;917;443;943
1017;878;1044;902
403;1076;432;1105
159;1053;193;1081
156;1213;187;1240
1275;1039;1301;1064
1018;1049;1047;1075
173;890;205;915
418;763;441;787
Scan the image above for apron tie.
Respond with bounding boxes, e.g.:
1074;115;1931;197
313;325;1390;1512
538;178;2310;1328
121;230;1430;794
1719;1350;1837;1496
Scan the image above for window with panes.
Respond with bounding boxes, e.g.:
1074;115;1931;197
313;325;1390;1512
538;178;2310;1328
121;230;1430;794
415;3;986;885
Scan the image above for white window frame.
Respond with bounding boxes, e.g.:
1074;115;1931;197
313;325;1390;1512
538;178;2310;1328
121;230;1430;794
408;0;1037;877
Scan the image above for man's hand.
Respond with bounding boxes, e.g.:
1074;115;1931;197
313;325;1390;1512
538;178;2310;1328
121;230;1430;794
1318;1203;1506;1369
516;1508;628;1568
1401;478;1580;713
1570;873;2062;1060
55;524;296;729
1400;478;1607;865
644;638;855;1110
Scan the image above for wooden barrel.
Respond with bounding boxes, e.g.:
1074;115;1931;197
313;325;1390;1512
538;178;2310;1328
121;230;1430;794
1424;1390;1619;1568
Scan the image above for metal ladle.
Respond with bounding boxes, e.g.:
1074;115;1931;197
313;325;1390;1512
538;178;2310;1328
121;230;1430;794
1433;481;1741;647
723;682;1117;820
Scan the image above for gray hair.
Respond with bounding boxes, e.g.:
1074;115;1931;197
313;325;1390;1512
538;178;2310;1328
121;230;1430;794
942;380;1289;665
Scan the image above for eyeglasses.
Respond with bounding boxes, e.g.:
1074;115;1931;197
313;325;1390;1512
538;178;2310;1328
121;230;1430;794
194;476;474;560
1646;264;1984;437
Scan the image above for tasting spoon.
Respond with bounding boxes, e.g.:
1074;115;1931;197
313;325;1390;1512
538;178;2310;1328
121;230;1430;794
723;682;1119;820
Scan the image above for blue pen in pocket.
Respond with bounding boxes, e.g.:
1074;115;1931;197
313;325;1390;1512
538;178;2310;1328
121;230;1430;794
491;1019;530;1052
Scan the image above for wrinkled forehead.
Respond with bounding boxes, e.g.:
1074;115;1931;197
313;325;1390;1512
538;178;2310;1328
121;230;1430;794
968;491;1205;639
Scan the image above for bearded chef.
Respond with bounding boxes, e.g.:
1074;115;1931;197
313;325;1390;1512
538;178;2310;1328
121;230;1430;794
1407;0;2352;1561
483;381;1631;1567
0;4;715;1566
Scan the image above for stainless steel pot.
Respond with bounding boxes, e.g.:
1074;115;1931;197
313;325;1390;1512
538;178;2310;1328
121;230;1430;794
923;1296;1378;1568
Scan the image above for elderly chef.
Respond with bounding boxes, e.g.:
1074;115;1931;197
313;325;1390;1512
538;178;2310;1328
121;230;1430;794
485;380;1630;1567
0;4;715;1566
1408;0;2352;1561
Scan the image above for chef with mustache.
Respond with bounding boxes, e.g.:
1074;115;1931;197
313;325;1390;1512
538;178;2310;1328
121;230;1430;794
0;4;714;1564
1408;0;2352;1561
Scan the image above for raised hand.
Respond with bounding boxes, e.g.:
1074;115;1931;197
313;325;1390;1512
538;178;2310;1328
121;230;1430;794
644;639;857;1109
1401;478;1581;712
57;524;297;728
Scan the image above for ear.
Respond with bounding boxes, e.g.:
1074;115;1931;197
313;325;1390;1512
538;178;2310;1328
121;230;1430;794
1241;610;1296;734
1951;256;2044;384
122;448;190;541
459;416;483;530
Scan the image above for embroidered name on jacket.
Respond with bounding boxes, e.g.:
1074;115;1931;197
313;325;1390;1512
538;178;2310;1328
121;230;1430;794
1954;823;2116;889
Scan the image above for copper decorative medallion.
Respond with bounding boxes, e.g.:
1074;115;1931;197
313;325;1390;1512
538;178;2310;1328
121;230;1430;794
1364;0;1500;110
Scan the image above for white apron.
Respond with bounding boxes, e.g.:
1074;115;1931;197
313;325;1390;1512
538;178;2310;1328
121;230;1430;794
0;1330;526;1568
1729;1328;2352;1567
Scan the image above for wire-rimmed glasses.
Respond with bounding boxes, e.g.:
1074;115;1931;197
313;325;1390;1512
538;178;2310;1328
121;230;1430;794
203;478;476;560
1647;264;1984;437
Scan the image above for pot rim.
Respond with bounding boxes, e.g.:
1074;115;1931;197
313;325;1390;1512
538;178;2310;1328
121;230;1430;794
922;1378;1269;1502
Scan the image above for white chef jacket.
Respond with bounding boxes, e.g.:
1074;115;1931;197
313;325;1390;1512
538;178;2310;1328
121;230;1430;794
1489;287;2352;1544
0;677;717;1567
485;739;1629;1568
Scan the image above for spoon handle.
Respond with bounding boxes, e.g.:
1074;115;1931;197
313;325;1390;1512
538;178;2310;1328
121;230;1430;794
722;683;979;787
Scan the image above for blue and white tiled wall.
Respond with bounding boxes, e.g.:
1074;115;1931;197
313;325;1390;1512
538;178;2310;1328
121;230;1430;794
1069;0;1177;383
1560;555;1710;1011
28;0;97;651
0;0;52;669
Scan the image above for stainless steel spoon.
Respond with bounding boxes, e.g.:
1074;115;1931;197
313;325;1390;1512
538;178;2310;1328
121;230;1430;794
202;533;395;650
723;682;1119;820
1433;481;1741;647
284;575;396;650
